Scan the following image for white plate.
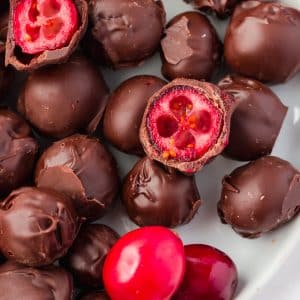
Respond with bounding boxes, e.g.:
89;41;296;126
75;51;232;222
99;1;300;299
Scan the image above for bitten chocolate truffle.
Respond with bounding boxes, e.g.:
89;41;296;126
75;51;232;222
80;291;110;300
0;262;73;300
18;55;109;138
61;224;119;287
161;11;222;81
224;1;300;83
0;109;38;196
0;187;80;266
103;75;166;155
218;156;300;238
35;134;120;221
218;75;287;161
122;157;202;227
5;0;88;71
184;0;242;18
85;0;166;68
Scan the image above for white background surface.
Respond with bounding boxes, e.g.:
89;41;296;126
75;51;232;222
99;1;300;299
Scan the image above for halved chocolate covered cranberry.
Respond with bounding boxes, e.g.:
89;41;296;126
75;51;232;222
140;79;235;173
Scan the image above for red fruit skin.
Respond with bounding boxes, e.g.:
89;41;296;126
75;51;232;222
103;226;186;300
173;244;238;300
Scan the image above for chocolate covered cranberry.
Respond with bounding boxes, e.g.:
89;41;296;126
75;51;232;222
218;156;300;238
103;75;166;155
103;226;185;300
224;1;300;83
122;157;201;227
140;79;235;173
6;0;88;70
18;55;109;138
161;11;222;81
173;244;238;300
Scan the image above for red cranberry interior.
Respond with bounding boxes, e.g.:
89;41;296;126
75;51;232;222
147;86;222;162
173;244;238;300
13;0;79;54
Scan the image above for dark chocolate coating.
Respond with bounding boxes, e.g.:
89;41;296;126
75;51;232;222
103;75;166;155
0;11;8;52
122;157;202;227
0;261;73;300
224;1;300;83
218;75;287;161
35;134;120;221
184;0;242;18
161;11;222;81
86;0;166;68
61;224;119;287
0;109;38;196
79;291;110;300
18;55;109;138
218;156;300;238
0;187;80;266
6;0;88;71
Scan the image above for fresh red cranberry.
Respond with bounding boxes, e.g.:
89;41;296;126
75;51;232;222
140;79;235;173
13;0;78;54
103;226;186;300
173;244;238;300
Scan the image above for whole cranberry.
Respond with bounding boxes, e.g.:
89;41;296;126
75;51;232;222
103;226;186;300
173;244;238;300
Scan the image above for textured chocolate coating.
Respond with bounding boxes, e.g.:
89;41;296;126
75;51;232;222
0;11;8;52
140;78;235;173
0;109;38;196
161;11;222;81
103;75;166;155
184;0;242;18
18;55;109;138
122;157;202;227
80;291;110;300
218;75;287;161
35;134;120;221
61;224;119;287
6;0;88;71
0;262;73;300
86;0;166;68
224;1;300;83
0;187;80;266
218;156;300;238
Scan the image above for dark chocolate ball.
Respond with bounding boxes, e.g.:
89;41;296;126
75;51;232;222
86;0;166;68
79;291;110;300
161;11;222;81
0;261;73;300
122;157;202;227
18;55;109;138
35;134;120;221
61;224;119;288
0;187;80;266
184;0;242;18
0;109;38;196
103;75;166;155
218;156;300;238
218;75;287;161
224;1;300;83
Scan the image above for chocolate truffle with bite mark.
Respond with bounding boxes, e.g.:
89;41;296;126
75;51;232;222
161;11;222;81
218;156;300;238
0;261;73;300
122;157;202;227
61;224;119;288
35;134;120;221
85;0;166;68
103;75;166;155
0;187;80;266
218;75;287;161
0;109;38;196
224;1;300;83
18;55;109;138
